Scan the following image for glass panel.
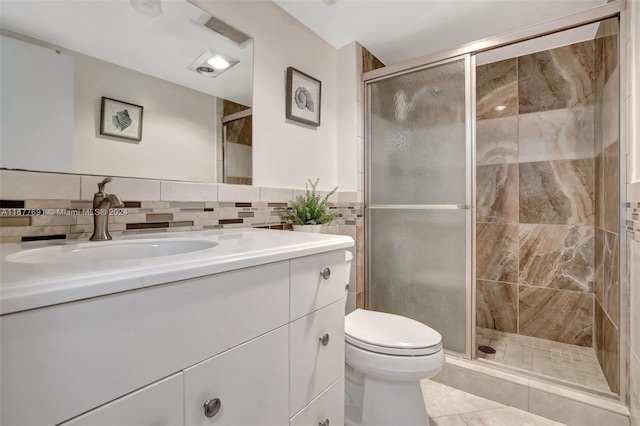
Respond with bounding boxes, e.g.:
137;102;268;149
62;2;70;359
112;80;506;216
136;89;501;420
369;209;468;353
223;116;253;185
369;59;467;205
367;58;470;354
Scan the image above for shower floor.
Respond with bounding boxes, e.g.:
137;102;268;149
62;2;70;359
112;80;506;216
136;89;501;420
475;328;611;394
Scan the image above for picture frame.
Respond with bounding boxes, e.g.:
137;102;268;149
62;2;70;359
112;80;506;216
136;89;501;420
286;67;321;127
99;97;144;141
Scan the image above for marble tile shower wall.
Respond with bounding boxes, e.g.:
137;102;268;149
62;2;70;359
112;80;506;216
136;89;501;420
476;30;620;392
593;21;620;394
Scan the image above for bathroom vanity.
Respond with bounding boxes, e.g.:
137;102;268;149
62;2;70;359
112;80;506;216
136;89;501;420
0;229;353;426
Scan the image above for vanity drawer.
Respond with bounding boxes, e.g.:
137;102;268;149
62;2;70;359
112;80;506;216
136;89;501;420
289;300;345;416
290;250;346;320
61;373;183;426
0;262;289;426
184;326;289;426
290;376;344;426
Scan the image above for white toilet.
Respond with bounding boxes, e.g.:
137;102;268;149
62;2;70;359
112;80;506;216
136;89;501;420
343;251;445;426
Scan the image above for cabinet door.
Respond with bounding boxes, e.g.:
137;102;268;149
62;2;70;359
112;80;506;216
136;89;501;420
61;374;183;426
290;250;346;321
1;262;289;426
290;376;344;426
289;300;345;416
184;326;289;426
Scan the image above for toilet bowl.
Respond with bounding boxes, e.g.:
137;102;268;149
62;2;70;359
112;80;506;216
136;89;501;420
343;251;445;426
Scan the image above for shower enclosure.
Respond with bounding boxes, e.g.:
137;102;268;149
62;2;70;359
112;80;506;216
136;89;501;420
364;6;624;399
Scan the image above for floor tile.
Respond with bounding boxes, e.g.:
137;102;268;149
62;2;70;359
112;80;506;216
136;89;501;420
461;407;566;425
421;379;503;417
429;414;468;426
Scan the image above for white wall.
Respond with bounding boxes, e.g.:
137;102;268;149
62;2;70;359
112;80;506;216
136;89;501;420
625;1;640;424
190;0;338;191
1;36;74;173
336;42;359;191
627;0;640;202
73;53;218;182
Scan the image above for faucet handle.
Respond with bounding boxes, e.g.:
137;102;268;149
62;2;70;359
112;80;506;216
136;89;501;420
97;177;113;193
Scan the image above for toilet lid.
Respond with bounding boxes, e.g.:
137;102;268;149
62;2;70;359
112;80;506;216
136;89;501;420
345;309;443;356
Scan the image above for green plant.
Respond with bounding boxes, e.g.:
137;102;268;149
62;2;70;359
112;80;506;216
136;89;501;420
282;179;338;225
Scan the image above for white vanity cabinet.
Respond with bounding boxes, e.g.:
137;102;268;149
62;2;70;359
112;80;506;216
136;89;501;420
61;374;184;426
0;244;349;426
289;250;347;424
183;326;290;426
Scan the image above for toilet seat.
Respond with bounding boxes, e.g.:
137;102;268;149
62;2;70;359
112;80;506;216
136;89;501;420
345;309;442;356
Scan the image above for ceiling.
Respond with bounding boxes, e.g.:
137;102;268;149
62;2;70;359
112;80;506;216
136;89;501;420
0;0;253;106
273;0;607;65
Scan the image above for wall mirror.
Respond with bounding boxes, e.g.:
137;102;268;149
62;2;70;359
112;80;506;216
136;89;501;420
0;0;253;184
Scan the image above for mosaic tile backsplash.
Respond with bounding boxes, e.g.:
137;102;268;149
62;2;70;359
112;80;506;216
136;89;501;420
0;196;362;242
0;170;365;305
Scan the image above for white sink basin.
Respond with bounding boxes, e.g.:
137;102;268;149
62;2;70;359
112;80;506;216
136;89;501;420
5;239;218;264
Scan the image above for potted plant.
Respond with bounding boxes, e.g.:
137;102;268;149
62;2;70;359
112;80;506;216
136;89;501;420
282;178;338;233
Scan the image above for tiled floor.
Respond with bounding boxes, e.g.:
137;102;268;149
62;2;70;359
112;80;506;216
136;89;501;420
475;327;611;394
421;379;565;425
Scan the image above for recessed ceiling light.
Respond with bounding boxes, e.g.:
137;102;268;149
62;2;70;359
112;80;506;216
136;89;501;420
494;105;507;112
187;50;239;78
207;56;230;70
197;66;216;76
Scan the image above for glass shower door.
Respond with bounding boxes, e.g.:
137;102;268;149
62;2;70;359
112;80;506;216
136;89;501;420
366;56;472;354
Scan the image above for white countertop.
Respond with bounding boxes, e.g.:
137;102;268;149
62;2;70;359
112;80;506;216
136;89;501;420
0;229;354;315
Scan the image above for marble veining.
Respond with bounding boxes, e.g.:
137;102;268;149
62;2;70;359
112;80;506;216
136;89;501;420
519;286;593;347
600;65;619;150
519;159;594;226
518;106;594;163
603;230;619;327
477;223;519;283
602;311;620;393
362;46;385;73
595;227;605;303
518;40;595;114
477;164;518;223
477;59;518;120
518;224;594;292
603;142;620;233
595;151;606;229
474;35;622;369
602;34;618;87
476;280;518;333
595;299;605;366
476;116;518;166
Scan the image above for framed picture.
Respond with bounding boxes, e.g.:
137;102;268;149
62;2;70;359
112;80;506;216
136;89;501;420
100;97;144;141
286;67;321;127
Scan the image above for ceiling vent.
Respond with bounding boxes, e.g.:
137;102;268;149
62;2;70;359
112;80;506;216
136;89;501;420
204;16;251;46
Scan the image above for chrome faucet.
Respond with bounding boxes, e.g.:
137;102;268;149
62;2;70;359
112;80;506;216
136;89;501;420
90;177;124;241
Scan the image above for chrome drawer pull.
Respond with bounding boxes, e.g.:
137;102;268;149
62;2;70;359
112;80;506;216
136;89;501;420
204;397;221;418
319;419;330;426
319;333;330;346
320;268;331;280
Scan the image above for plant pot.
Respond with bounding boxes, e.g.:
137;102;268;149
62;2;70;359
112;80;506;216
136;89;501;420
292;224;322;233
